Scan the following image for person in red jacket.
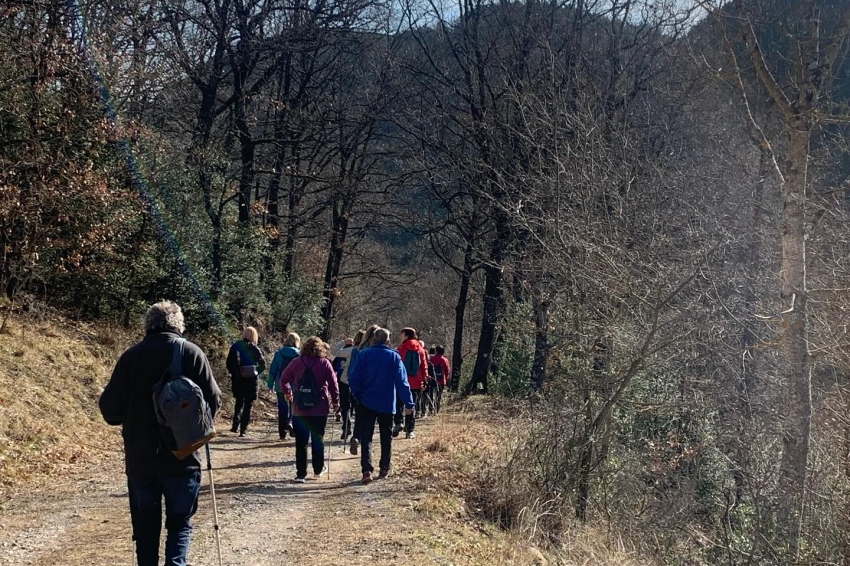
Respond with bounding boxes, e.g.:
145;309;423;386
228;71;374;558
394;328;428;438
279;337;340;483
430;345;451;414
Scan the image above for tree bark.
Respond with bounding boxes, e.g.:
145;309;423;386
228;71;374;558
450;241;474;392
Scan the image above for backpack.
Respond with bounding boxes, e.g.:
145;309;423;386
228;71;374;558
152;340;216;460
332;356;347;379
295;359;321;409
432;359;444;383
236;346;258;379
403;349;420;379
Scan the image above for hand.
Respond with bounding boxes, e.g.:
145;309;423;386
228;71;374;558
285;394;293;403
404;408;413;416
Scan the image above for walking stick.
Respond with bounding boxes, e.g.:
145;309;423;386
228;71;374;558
205;444;224;566
327;412;335;481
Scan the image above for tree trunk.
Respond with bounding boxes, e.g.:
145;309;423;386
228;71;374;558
282;145;302;278
450;242;474;392
466;257;502;394
530;282;549;392
319;192;351;341
776;122;811;555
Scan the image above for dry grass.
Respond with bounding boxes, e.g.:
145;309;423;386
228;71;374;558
396;395;658;565
0;314;132;499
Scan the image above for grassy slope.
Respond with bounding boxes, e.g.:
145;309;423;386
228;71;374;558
0;314;127;498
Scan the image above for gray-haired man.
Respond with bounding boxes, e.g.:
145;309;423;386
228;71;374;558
99;301;221;566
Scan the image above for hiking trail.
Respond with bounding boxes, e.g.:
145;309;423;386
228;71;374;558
0;409;522;565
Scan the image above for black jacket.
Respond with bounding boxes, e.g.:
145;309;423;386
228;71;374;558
99;330;222;477
226;339;266;400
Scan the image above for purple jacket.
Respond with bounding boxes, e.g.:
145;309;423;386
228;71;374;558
278;356;340;417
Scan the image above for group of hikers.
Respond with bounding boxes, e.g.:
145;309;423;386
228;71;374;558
98;300;451;566
226;323;451;484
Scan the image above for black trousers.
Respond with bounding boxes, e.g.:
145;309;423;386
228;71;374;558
339;382;354;439
394;390;420;432
358;404;394;473
232;396;254;433
293;415;328;478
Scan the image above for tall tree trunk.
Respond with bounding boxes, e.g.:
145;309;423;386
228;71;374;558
450;242;474;392
282;144;302;278
530;281;549;392
319;191;351;341
776;122;811;555
467;260;502;394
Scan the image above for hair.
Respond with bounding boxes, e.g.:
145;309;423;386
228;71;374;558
435;345;445;356
144;301;185;334
401;327;417;340
373;328;390;345
353;329;366;347
284;332;301;348
301;336;329;358
241;326;258;344
429;347;436;356
361;324;380;348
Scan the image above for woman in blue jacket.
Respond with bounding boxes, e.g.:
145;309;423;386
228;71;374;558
267;333;301;439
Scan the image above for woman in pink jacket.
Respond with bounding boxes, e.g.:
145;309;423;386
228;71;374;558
279;337;340;482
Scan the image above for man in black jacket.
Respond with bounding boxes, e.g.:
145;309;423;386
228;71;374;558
99;301;221;566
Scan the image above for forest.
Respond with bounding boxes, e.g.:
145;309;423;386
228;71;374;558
2;0;850;563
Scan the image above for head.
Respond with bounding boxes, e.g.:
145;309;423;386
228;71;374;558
144;301;185;334
435;345;445;356
419;340;426;350
241;326;258;344
353;329;366;347
400;327;417;342
301;336;329;358
429;347;436;356
284;332;301;348
373;328;390;345
361;324;380;348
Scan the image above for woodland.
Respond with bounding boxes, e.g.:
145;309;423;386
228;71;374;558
2;0;850;563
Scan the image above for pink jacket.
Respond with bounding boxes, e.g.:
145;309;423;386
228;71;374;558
279;356;340;417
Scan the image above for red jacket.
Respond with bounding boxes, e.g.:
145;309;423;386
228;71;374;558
397;339;428;390
430;355;450;386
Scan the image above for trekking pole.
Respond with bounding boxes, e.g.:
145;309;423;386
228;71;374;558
327;412;335;481
205;444;224;566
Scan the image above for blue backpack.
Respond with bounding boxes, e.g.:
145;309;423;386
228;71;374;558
152;340;216;459
403;349;420;379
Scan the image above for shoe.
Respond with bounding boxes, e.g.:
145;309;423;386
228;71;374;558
230;426;238;433
335;412;341;422
392;424;403;438
285;423;294;433
340;432;347;441
377;468;390;479
406;432;415;439
315;466;328;478
239;431;246;437
293;476;307;484
350;437;359;455
362;472;373;485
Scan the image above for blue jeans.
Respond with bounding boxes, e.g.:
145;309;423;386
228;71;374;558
128;471;201;566
276;392;292;438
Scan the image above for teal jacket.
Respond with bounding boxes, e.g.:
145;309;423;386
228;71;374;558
267;346;300;392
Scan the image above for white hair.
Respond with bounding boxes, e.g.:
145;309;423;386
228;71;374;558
144;301;185;334
373;328;390;345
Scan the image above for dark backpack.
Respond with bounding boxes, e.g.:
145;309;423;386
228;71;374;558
295;359;321;409
432;360;444;383
332;356;347;379
236;346;258;379
152;340;216;459
403;349;420;379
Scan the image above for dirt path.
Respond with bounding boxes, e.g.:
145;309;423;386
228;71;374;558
0;411;516;566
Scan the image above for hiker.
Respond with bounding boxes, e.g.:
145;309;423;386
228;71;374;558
279;337;340;482
226;327;266;436
420;340;438;417
99;301;221;566
347;324;379;455
268;333;301;439
430;345;450;414
347;327;414;484
331;333;359;441
393;328;428;438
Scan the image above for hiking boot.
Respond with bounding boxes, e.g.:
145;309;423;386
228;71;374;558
315;466;328;478
230;425;238;433
239;431;246;437
377;468;390;480
406;431;416;439
392;424;403;438
350;437;359;455
293;476;307;484
361;472;373;485
340;432;348;441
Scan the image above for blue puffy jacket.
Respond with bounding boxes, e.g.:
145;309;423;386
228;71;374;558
348;344;414;415
267;346;300;392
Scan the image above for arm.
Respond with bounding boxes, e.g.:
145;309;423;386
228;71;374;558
279;358;298;397
324;359;340;409
348;352;361;400
394;357;415;409
267;351;282;389
98;354;129;426
251;344;266;375
330;340;346;358
190;347;222;417
225;344;238;377
419;349;429;380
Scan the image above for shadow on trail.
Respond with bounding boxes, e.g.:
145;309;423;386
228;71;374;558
215;459;293;471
